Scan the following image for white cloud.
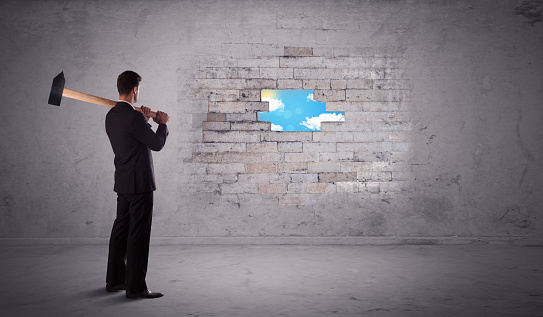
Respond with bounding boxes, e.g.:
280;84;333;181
262;97;285;112
271;123;284;131
307;93;314;102
300;113;345;130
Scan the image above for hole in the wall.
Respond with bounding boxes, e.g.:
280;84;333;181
257;89;345;132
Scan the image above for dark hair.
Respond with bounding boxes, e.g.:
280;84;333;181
117;71;141;96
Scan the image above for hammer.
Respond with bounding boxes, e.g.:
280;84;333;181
48;72;156;118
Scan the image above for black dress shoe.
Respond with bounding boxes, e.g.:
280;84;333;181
106;283;126;292
126;289;164;299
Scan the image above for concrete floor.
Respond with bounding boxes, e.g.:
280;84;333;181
0;244;542;317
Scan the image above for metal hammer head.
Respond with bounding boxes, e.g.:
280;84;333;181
48;72;65;106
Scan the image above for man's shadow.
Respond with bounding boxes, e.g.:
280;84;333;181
74;287;130;303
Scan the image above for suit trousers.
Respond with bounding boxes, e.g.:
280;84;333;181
106;191;153;292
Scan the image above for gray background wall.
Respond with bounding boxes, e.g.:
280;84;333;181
0;0;541;241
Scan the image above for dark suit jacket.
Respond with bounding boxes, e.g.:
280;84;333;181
105;101;168;194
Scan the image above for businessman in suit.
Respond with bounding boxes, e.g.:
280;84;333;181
105;70;169;299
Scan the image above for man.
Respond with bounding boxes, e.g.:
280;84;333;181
104;70;169;299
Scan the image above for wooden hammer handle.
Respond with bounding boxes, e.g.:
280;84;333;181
62;88;157;118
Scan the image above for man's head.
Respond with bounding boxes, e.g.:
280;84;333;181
117;71;141;102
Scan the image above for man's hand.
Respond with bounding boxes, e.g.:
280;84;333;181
140;105;152;122
153;110;169;125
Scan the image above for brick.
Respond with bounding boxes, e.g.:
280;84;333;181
246;162;277;173
312;132;353;142
305;183;335;193
260;67;294;79
284;46;313;56
288;182;335;194
357;68;385;79
290;173;318;183
354;152;391;162
258;183;287;194
223;174;240;184
337;142;381;152
279;194;317;205
302;80;331;90
294;68;344;79
320;122;352;132
345;79;374;89
247;142;277;152
206;163;245;174
313;89;346;102
336;182;359;193
325;102;361;112
245;79;277;89
278;162;308;173
285;152;319;162
239;89;261;101
231;122;271;131
262;132;312;142
202;122;231;131
206;113;227;122
193;143;246;153
341;162;372;173
308;162;340;173
319;152;354;161
279;57;326;68
303;142;336;152
372;171;392;181
226;113;258;122
237;174;273;183
245;102;269;112
209;102;245;113
238;57;280;68
270;173;291;183
330;80;347;90
352;132;389;142
278;141;303;152
203;131;260;143
372;162;392;171
222;152;263;163
277;79;303;89
208;90;239;102
318;172;357;183
346;89;409;102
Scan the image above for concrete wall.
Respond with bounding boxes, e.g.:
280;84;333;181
0;0;541;240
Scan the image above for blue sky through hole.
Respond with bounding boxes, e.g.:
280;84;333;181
257;90;345;131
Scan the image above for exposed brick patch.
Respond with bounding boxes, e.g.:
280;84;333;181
188;46;412;205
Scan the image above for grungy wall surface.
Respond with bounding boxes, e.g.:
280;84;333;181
0;0;541;239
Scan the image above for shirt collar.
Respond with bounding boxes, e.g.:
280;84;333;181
117;100;133;106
